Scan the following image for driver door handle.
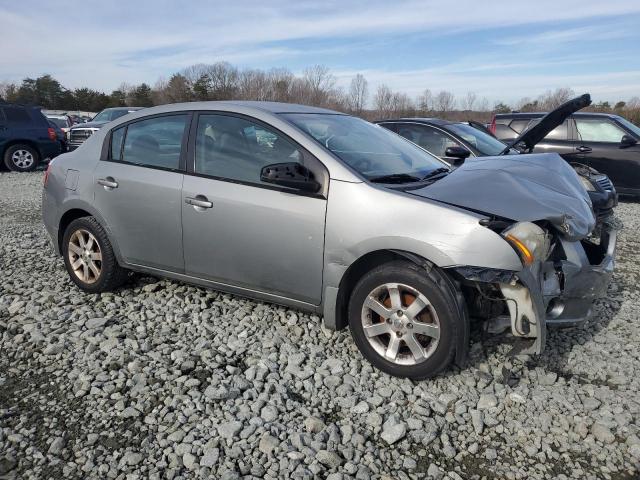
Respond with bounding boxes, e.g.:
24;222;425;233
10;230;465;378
185;196;213;209
97;177;118;189
576;145;592;153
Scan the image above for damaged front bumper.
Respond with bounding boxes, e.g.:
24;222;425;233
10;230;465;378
454;226;616;355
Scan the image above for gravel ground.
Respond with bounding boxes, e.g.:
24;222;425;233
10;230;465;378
1;171;639;480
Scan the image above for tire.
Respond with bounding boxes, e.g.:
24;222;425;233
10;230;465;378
62;216;129;293
348;260;460;380
4;144;39;172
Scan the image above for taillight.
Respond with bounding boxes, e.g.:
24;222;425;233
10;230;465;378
489;116;496;135
43;160;53;186
48;127;56;141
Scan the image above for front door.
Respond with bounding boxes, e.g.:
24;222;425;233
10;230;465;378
181;113;327;305
93;113;189;271
573;116;640;190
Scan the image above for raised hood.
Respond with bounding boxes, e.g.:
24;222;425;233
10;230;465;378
409;153;595;241
504;93;591;153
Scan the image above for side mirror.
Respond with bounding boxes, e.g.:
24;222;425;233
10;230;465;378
444;146;471;166
621;135;638;148
445;146;471;159
260;162;321;193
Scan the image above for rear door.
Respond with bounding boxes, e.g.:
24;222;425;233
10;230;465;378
574;116;640;190
181;112;328;304
93;113;190;271
529;119;579;162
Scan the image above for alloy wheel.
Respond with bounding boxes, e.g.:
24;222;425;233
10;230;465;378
11;149;34;169
68;229;102;284
361;282;440;365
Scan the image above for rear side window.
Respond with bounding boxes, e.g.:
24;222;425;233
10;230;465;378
2;107;31;124
121;115;188;170
110;126;125;160
508;120;530;134
525;119;569;141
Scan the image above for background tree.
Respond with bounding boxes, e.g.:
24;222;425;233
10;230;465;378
347;74;368;114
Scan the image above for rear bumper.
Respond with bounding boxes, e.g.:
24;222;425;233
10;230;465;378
39;140;62;160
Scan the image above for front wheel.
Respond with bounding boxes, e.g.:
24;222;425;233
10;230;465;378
62;217;129;293
4;144;39;172
348;260;460;379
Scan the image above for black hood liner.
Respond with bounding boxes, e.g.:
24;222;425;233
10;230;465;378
411;153;595;240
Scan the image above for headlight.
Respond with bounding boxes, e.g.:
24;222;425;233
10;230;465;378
579;175;596;192
502;222;550;266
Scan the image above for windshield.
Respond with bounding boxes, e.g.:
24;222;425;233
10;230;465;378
47;117;68;128
281;113;447;180
614;116;640;138
446;123;509;156
92;109;131;122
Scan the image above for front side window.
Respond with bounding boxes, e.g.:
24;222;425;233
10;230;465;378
282;114;446;180
612;116;640;138
446;123;508;156
195;114;303;184
396;124;462;157
121;115;187;169
575;118;628;143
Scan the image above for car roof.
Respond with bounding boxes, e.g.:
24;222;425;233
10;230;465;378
103;106;145;111
377;117;458;126
494;112;618;119
121;101;344;117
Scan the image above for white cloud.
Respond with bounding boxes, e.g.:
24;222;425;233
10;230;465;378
0;0;639;100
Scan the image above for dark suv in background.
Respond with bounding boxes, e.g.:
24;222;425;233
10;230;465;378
68;107;144;150
0;102;61;171
492;112;640;195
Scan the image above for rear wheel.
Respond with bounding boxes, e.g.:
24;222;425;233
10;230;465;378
348;260;460;379
4;144;39;172
62;217;128;293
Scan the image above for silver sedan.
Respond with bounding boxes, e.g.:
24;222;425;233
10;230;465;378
42;101;615;379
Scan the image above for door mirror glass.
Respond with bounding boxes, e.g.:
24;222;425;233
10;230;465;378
621;134;638;147
260;162;321;193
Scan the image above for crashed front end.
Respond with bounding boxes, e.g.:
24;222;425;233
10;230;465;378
411;153;617;355
452;219;616;354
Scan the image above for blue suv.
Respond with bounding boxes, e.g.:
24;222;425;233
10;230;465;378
0;103;61;172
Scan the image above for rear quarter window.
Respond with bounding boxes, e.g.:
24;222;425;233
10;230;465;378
2;107;32;124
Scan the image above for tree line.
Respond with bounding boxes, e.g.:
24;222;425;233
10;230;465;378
1;63;639;124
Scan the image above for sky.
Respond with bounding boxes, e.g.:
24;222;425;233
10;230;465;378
1;0;640;104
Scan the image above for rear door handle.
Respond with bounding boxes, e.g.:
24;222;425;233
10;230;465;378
97;177;118;189
185;195;213;209
576;145;592;153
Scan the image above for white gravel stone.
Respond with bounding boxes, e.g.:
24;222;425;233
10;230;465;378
1;172;639;479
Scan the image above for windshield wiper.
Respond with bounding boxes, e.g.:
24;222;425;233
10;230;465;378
369;173;421;184
421;167;450;181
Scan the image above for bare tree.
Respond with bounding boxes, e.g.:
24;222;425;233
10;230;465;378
417;88;433;113
435;90;455;116
373;84;394;117
461;91;477;111
478;97;490;112
267;68;295;103
347;74;368;114
538;87;574;110
237;69;270;101
301;65;336;106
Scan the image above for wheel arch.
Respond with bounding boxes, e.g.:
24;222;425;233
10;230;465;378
57;204;123;264
329;248;469;366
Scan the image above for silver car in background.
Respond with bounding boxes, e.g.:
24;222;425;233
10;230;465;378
42;101;615;379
